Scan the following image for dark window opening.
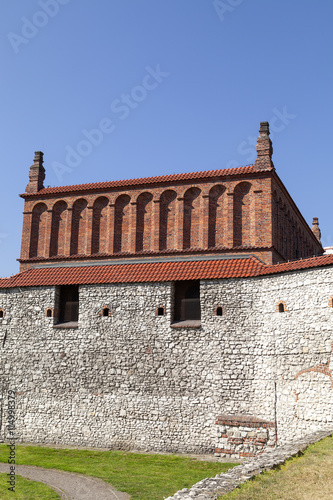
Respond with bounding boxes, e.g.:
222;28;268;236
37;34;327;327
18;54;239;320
157;307;165;316
0;310;4;318
174;280;201;321
46;308;52;317
216;306;223;316
278;302;285;313
102;307;110;317
58;285;79;324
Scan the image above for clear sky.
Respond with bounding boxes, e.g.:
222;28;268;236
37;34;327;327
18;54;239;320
1;0;332;277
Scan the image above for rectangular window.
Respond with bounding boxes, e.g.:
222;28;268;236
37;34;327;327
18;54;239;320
55;285;79;327
173;280;201;326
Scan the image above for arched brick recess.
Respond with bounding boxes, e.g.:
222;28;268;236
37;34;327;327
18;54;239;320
233;182;252;246
136;192;153;252
70;199;88;255
114;194;131;253
50;201;68;257
29;203;48;258
159;190;177;251
208;185;226;247
183;187;201;249
91;197;109;254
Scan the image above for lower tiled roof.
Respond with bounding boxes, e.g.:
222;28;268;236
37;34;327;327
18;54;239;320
260;254;333;275
0;254;332;288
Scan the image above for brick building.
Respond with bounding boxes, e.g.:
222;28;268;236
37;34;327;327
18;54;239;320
19;122;323;272
0;121;332;458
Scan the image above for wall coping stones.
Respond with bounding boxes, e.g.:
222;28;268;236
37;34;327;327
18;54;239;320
165;427;333;499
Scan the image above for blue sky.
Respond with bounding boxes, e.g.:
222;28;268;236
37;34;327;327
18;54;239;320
1;0;332;277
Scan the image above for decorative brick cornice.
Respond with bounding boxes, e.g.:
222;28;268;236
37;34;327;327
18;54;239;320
20;165;269;199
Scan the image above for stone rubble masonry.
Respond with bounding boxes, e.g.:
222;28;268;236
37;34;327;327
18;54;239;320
165;427;333;499
0;264;332;455
215;415;276;459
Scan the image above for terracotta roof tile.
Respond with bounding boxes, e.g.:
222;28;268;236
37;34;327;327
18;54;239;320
1;254;332;289
0;257;264;288
259;254;333;275
20;165;263;198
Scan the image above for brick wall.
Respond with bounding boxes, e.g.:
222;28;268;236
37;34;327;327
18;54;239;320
19;170;322;270
215;415;276;458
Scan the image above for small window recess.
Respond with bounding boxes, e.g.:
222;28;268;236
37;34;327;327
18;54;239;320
329;297;333;308
156;307;165;316
46;308;53;318
171;280;201;328
0;309;4;319
277;301;286;313
215;306;223;316
54;285;79;328
102;307;110;317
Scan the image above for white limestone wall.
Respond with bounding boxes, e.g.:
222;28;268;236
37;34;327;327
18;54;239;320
0;265;332;454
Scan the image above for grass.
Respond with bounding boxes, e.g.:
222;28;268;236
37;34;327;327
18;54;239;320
0;472;60;499
0;445;237;500
219;435;333;500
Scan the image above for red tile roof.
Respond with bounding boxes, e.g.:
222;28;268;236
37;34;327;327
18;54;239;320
1;254;332;289
0;257;264;288
260;254;333;275
20;165;263;198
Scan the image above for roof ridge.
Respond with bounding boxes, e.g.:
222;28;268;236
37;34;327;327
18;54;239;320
19;164;268;197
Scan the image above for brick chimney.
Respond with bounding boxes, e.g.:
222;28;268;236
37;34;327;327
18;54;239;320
311;217;321;242
254;121;274;171
25;151;45;193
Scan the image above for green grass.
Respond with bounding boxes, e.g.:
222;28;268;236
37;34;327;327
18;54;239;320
0;445;237;500
0;472;60;499
219;435;333;500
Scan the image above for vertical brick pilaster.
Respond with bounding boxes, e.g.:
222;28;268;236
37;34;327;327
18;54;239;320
199;194;210;249
254;190;263;246
86;206;94;255
108;203;115;254
44;209;53;258
64;207;73;256
20;210;33;262
175;197;184;250
129;202;137;253
226;192;234;247
152;199;160;252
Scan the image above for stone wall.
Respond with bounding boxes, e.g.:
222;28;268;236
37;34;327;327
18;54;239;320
0;264;332;455
215;415;276;459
